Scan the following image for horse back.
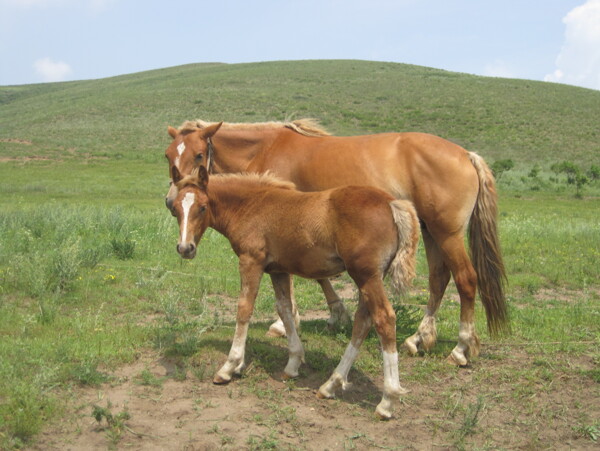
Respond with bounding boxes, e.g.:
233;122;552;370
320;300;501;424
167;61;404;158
249;130;480;228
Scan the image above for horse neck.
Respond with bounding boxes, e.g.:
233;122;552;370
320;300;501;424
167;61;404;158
206;178;262;239
211;127;283;173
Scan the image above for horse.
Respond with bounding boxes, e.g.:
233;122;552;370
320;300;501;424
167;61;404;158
170;165;420;419
164;119;509;366
164;121;352;337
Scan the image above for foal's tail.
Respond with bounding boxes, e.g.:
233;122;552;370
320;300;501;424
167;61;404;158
468;152;510;336
387;199;420;294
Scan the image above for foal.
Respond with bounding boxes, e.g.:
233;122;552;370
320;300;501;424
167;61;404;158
171;166;419;419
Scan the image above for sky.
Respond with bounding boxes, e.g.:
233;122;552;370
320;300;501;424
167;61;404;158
1;0;599;90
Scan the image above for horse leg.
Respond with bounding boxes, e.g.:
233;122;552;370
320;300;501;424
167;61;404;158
214;257;263;384
270;273;305;379
439;234;480;366
266;275;300;338
317;278;352;330
318;298;371;399
319;278;407;419
404;228;451;355
362;278;408;419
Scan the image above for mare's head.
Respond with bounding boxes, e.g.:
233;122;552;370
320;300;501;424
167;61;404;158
171;165;210;259
164;121;222;214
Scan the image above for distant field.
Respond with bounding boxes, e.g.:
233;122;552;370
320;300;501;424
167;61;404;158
1;61;599;449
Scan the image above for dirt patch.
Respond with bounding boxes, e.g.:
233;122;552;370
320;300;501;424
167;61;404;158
0;138;33;145
0;156;53;162
27;328;599;450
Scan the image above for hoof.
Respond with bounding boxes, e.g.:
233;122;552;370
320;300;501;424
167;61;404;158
281;372;297;381
316;390;330;400
402;339;419;356
446;352;467;367
213;374;232;385
375;410;392;421
266;320;286;338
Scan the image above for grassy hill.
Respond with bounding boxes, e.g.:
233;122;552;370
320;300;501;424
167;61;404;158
1;59;599;167
1;61;599;449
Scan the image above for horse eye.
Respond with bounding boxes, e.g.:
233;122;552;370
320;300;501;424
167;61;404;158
199;206;207;213
195;154;203;161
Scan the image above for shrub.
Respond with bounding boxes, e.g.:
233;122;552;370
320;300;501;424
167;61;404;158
491;159;514;179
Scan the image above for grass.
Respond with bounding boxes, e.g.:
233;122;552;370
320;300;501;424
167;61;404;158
0;60;599;449
1;60;599;168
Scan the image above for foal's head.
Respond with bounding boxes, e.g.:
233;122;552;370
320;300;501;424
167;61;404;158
164;121;222;214
172;165;210;260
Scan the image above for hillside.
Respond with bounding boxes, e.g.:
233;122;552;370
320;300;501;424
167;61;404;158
1;59;599;167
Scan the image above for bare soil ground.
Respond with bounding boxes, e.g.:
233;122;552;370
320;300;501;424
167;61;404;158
27;315;598;451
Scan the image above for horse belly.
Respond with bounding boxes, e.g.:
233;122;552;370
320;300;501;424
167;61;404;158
266;247;345;280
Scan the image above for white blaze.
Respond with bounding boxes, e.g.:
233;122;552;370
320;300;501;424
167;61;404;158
180;192;195;244
174;142;185;169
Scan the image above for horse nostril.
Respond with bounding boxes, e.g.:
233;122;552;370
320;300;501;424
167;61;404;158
189;243;196;253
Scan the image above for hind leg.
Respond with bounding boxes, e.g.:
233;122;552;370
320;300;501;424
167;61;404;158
267;277;350;337
319;278;407;419
404;229;451;355
439;233;480;366
266;275;300;338
317;299;371;400
317;278;352;330
270;273;305;378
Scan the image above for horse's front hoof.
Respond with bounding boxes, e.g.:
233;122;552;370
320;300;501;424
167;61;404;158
375;410;393;421
446;351;468;367
316;389;330;400
213;374;232;385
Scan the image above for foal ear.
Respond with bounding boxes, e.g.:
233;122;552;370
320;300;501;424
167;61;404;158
201;121;223;139
198;165;209;189
171;165;183;184
168;126;178;139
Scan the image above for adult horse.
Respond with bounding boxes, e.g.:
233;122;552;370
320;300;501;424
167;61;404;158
164;119;509;366
170;165;420;419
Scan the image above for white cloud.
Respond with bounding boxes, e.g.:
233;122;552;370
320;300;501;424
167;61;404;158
34;57;72;82
545;0;600;90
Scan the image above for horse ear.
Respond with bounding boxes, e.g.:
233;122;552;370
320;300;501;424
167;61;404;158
171;165;182;184
168;126;178;139
202;121;223;139
198;165;209;189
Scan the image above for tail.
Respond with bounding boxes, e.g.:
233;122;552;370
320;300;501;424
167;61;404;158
468;152;510;336
387;199;420;294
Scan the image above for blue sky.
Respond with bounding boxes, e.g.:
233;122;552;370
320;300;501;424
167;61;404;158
1;0;599;90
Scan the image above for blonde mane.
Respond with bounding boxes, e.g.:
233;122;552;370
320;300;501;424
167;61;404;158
177;171;297;192
177;118;330;137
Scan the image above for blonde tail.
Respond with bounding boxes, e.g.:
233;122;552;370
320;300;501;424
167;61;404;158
387;199;420;294
468;152;510;336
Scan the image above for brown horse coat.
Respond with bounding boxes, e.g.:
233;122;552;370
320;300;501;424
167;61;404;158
164;119;508;366
171;167;419;419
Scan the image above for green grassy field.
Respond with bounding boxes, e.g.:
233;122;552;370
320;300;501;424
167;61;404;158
1;60;599;449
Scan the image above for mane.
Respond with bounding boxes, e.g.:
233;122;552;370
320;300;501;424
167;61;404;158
177;118;330;137
176;171;297;192
211;172;297;191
